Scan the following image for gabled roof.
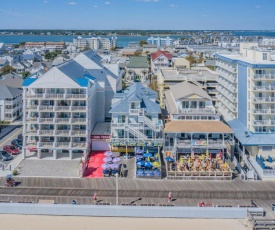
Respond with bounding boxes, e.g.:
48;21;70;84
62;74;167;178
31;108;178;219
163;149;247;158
169;81;212;100
151;50;172;61
0;85;22;98
109;83;161;114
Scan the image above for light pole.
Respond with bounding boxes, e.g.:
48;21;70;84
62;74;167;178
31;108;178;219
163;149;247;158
115;173;118;206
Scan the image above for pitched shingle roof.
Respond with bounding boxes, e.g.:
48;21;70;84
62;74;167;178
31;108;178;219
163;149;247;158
151;50;172;61
0;85;22;98
127;56;149;68
109;83;161;114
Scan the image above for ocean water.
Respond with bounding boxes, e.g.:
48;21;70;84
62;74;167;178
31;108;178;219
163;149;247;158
0;31;275;47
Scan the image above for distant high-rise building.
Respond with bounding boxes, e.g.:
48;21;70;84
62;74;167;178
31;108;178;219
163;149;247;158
147;37;173;48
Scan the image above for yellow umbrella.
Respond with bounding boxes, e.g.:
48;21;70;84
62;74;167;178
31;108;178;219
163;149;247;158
152;162;160;168
188;157;191;163
206;149;209;156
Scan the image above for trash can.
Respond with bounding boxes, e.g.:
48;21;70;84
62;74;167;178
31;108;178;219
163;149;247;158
272;204;275;212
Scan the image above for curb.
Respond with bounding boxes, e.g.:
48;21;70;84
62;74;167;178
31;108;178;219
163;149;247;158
0;125;21;141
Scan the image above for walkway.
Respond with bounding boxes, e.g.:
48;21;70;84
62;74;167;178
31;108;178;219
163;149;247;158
84;151;105;178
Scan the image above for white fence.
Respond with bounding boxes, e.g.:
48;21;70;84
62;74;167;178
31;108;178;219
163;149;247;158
0;203;256;219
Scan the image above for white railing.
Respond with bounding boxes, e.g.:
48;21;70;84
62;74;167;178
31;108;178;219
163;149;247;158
252;74;275;80
72;142;87;148
55;106;70;111
111;123;125;128
55;118;70;123
71;106;86;111
39;118;54;123
127;125;148;140
4;109;13;113
66;94;87;99
39;106;54;111
177;139;225;147
55;130;70;135
25;130;38;135
71;130;87;135
25;94;44;98
39;130;54;135
253;109;275;114
71;118;87;123
129;109;140;115
253;97;275;102
25;105;38;109
4;101;13;105
39;142;54;147
253;86;275;91
253;120;270;125
249;156;275;178
44;93;64;99
55;142;70;147
179;108;215;114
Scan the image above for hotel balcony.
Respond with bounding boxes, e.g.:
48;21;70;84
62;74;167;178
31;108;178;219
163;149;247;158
253;109;275;114
253;86;275;91
54;106;71;111
252;74;275;80
176;139;228;148
65;94;87;99
55;130;70;136
178;108;215;114
39;142;54;148
216;62;237;73
129;109;144;116
71;118;87;123
70;130;87;136
39;130;54;135
55;118;71;123
253;97;275;103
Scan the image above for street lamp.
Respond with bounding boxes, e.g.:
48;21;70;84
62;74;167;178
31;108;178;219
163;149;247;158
115;173;118;206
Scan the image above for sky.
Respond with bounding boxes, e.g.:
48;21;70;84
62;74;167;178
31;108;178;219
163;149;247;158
0;0;274;30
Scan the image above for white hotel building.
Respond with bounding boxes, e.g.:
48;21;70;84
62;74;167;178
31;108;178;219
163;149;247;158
22;50;120;159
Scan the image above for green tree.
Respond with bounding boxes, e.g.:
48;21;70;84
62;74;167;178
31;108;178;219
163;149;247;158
0;66;15;75
22;71;31;79
134;51;142;56
139;40;148;47
19;42;26;46
122;80;127;90
185;53;197;66
44;51;61;60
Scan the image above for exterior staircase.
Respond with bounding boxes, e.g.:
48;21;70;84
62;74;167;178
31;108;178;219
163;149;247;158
127;125;148;140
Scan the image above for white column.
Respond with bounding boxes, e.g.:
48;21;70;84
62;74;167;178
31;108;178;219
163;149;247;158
53;150;57;160
69;150;73;160
37;149;41;159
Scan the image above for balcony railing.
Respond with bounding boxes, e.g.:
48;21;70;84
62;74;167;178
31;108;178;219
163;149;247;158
252;74;275;80
70;106;86;111
25;105;38;109
111;123;126;128
55;118;70;123
25;130;39;135
253;109;275;114
39;118;54;123
39;130;54;135
72;142;87;148
39;106;54;111
55;106;71;111
71;130;87;135
176;139;226;147
179;108;215;114
129;109;141;115
71;118;87;123
44;93;64;99
55;142;70;147
253;97;275;102
253;86;275;91
25;94;44;98
55;130;70;135
66;94;87;99
39;142;54;147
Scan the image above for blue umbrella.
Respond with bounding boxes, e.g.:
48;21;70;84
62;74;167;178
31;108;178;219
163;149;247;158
136;155;143;160
135;149;143;154
145;169;152;176
104;151;114;157
165;157;175;162
144;162;152;168
143;153;152;158
136;161;145;167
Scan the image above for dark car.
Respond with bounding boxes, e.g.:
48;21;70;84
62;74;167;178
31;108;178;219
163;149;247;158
0;151;13;161
17;134;22;141
11;139;22;150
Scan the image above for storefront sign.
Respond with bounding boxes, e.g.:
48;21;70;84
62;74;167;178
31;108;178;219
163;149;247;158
191;140;207;146
91;135;111;141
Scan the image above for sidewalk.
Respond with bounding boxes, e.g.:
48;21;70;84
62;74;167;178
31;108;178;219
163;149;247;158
0;119;22;140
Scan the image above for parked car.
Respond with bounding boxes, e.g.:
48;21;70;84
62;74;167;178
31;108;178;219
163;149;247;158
17;134;22;141
11;139;22;150
3;145;19;155
0;151;13;161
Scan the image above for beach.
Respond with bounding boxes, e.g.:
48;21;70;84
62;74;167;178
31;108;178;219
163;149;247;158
0;214;251;230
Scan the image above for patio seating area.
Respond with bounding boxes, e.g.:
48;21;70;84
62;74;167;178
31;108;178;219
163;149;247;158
166;151;232;180
135;148;161;178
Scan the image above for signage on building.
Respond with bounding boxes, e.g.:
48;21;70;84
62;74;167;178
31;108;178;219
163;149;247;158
226;141;233;161
191;140;207;146
91;135;111;141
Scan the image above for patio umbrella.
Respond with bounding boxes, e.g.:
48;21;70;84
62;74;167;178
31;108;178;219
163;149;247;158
103;157;112;163
135;149;143;154
152;161;160;168
144;161;152;168
136;161;145;167
165;156;175;162
104;151;114;157
143;153;152;158
112;157;121;163
101;164;110;170
136;155;143;160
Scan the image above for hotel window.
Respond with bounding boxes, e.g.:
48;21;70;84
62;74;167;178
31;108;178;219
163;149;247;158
263;53;267;60
199;101;205;108
186;116;192;120
118;115;126;123
182;101;189;108
190;101;197;108
117;129;124;137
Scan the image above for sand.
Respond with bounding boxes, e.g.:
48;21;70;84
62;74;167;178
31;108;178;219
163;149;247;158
0;215;251;230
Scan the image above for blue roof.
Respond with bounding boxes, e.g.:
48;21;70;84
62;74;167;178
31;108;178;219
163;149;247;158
227;119;275;146
22;78;37;87
75;78;89;87
109;83;161;114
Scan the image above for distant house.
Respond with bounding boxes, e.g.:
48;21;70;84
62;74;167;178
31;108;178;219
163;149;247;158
12;62;26;73
172;57;190;70
21;49;43;64
0;85;23;122
142;44;158;53
151;50;172;73
0;59;9;68
125;56;149;83
0;73;24;89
